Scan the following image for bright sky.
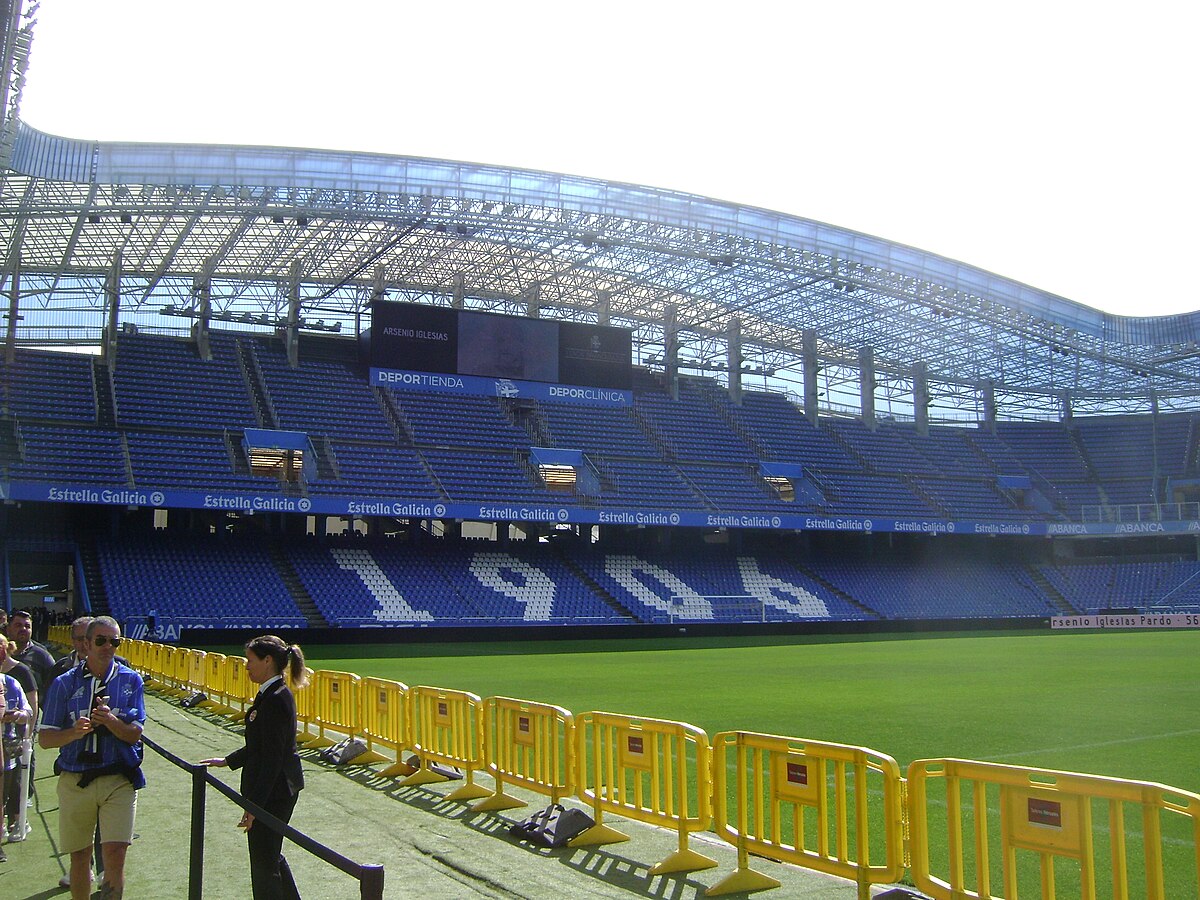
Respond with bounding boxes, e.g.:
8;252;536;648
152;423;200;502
16;1;1200;317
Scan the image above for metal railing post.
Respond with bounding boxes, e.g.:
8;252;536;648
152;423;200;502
189;763;207;900
359;864;385;899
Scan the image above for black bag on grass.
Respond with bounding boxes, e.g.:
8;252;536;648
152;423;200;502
509;803;594;848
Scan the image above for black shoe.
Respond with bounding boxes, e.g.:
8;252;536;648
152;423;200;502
0;844;7;863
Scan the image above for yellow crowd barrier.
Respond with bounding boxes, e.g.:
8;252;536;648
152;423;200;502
708;731;904;898
164;648;189;696
573;711;717;874
308;669;362;749
143;641;167;684
908;758;1200;900
123;638;148;671
224;655;257;721
289;665;315;735
179;648;206;696
358;677;413;776
475;696;574;813
404;685;490;803
199;651;231;711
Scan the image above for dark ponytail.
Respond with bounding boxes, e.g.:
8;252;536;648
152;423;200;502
245;634;309;689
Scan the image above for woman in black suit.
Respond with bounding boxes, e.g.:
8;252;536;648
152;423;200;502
202;635;309;900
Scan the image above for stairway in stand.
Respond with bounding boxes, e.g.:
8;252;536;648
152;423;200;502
268;542;329;627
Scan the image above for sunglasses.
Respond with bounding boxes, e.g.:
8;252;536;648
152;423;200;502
92;635;123;648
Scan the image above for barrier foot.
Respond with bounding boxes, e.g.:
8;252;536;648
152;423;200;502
471;793;527;813
399;769;450;787
705;867;781;896
380;760;419;778
444;782;492;803
568;823;630;847
347;749;390;765
650;848;720;875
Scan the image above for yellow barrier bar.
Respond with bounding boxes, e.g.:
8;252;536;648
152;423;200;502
201;651;231;711
171;645;192;694
403;685;490;803
224;655;256;722
123;638;148;671
908;758;1200;900
358;676;413;776
573;710;717;874
309;669;362;750
143;641;166;683
181;648;206;694
708;731;904;898
475;696;573;813
154;645;178;693
292;666;317;741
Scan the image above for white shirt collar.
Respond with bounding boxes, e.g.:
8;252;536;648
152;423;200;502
258;674;283;695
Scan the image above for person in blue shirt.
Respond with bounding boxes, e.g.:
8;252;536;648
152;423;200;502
40;616;145;900
1;646;32;844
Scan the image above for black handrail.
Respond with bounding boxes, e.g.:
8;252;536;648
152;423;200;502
141;734;384;900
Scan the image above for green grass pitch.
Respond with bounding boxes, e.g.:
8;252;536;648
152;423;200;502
206;628;1200;896
302;627;1200;896
297;629;1200;791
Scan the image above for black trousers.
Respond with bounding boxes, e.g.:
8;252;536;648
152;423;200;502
247;792;300;900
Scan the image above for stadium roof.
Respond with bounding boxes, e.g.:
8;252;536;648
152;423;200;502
2;4;1198;422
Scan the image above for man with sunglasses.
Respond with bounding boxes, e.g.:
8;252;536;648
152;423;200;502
47;616;129;888
40;616;145;900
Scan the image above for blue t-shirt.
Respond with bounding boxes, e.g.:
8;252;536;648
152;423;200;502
41;660;145;784
2;673;30;771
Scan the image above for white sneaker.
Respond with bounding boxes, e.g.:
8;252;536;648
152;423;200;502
7;822;31;842
59;870;95;888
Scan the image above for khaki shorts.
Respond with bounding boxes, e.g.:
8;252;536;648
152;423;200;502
57;772;138;854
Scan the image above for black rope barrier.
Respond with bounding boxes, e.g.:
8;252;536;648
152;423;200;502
141;734;384;899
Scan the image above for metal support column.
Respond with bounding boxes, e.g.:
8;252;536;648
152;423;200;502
727;318;742;405
104;251;121;367
191;256;214;361
802;329;820;424
663;303;679;400
3;245;19;366
913;362;929;435
858;346;876;429
286;259;301;368
596;290;610;327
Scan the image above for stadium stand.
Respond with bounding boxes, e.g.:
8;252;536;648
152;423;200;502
1039;559;1200;613
250;337;397;442
9;333;1200;630
112;332;258;429
0;347;97;422
96;533;306;629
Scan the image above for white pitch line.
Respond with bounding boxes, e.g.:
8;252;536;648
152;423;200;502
979;728;1200;762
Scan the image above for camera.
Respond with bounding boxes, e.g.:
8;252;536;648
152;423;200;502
91;691;111;735
79;692;109;763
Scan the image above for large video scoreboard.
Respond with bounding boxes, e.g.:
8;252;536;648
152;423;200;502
369;302;633;404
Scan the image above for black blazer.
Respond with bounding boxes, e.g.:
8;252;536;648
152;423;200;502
227;678;304;809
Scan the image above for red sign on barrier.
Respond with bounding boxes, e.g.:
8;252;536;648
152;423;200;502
1028;798;1062;828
